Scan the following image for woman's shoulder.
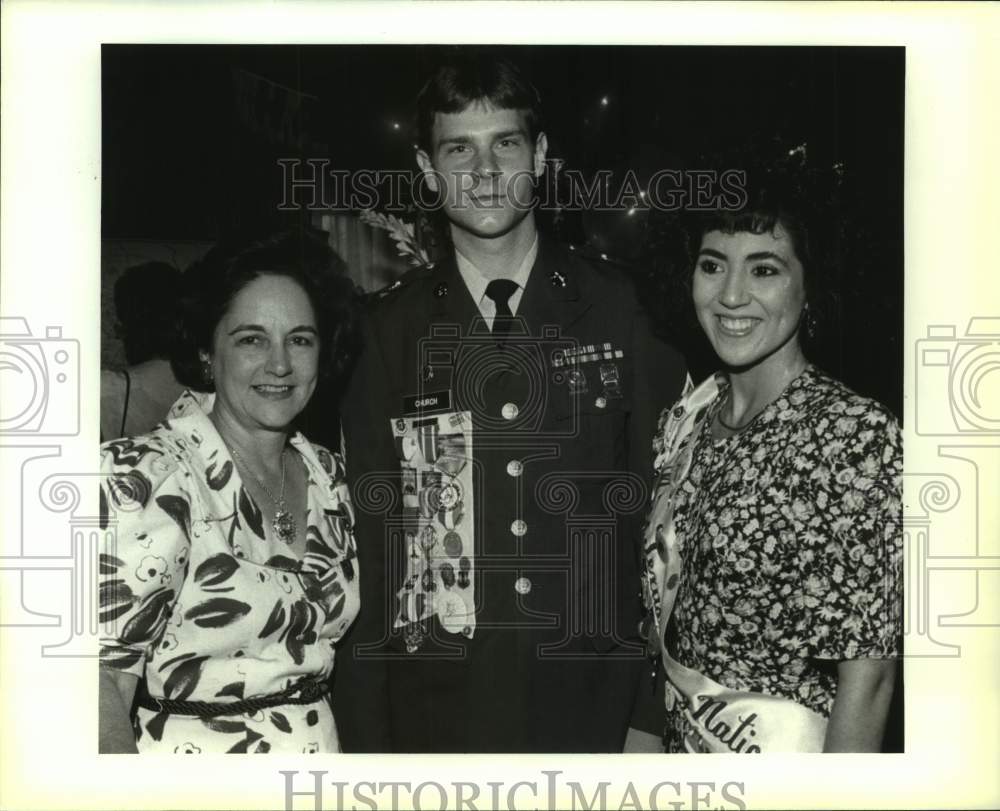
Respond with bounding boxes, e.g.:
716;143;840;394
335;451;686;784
655;372;724;425
652;372;724;462
782;368;903;481
99;393;212;492
99;423;197;527
100;422;191;483
791;366;900;431
291;435;347;482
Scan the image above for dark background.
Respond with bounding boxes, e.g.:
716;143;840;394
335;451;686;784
102;44;905;752
102;44;904;417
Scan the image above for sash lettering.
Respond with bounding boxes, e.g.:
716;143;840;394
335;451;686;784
690;695;762;753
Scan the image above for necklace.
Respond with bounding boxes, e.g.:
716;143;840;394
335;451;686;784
229;444;297;545
716;403;751;433
714;395;748;433
715;391;769;435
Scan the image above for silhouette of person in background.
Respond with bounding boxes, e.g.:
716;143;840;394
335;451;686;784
100;261;186;440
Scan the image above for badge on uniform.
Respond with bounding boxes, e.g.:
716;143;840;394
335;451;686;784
599;363;623;399
401;466;417;500
390;407;476;645
551;342;625;368
567;368;588;395
403;389;452;416
404;620;425;653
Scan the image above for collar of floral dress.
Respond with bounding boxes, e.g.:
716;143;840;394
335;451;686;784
162;390;354;576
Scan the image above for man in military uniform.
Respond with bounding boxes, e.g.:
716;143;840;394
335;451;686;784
334;52;687;752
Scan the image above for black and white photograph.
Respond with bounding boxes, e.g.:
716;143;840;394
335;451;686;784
96;44;904;756
2;3;998;810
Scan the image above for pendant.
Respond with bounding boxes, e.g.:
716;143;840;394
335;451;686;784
272;503;297;545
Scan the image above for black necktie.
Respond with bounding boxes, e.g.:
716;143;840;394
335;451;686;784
485;279;519;339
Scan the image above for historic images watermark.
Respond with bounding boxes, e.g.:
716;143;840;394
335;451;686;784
0;317;80;436
0;316;85;650
904;317;1000;648
5;318;997;662
277;160;749;214
280;770;748;811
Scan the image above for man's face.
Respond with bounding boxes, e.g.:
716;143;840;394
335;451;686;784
417;102;547;240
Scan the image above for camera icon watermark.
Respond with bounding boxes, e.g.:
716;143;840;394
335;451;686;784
0;317;80;436
415;322;618;440
0;470;114;656
915;318;1000;435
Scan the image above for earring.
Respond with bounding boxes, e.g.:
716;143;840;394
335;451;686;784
200;356;214;385
803;304;817;340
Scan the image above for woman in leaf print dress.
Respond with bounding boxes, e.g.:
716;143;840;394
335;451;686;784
633;169;903;753
98;230;364;753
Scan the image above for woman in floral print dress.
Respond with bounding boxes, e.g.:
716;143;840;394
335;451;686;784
98;230;363;753
636;173;902;753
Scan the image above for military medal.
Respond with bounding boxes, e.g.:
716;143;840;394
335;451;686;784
401;466;417;495
419;485;439;518
443;531;463;557
437;480;461;510
599;362;622;399
439;561;456;587
567;368;588;394
390;409;477;641
437;591;469;633
419;524;438;550
404;622;425;653
434;433;468;476
418;423;440;462
457;555;471;589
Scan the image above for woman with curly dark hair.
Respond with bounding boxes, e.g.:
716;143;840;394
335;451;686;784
97;229;365;753
636;167;903;753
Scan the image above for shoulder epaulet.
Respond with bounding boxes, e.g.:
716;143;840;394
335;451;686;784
369;263;437;303
567;244;625;269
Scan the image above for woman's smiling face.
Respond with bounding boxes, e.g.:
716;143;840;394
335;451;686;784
204;273;319;435
692;222;807;373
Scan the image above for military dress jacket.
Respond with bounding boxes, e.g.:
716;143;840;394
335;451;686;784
335;235;687;752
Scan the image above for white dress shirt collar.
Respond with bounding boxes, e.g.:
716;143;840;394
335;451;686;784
454;234;539;326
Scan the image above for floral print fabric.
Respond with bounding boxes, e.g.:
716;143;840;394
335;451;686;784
98;391;360;753
649;367;902;752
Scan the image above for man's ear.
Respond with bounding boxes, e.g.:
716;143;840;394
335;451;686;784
533;132;549;179
416;149;439;193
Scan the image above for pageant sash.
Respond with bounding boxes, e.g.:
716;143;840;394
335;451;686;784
642;375;720;643
661;651;827;753
643;375;827;753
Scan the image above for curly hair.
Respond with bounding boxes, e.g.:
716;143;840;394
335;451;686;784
171;228;364;396
640;156;846;360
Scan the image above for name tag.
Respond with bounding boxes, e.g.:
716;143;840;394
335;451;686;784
402;390;452;416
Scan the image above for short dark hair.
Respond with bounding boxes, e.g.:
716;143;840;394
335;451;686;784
642;163;844;357
171;229;364;394
692;171;834;325
415;51;543;153
114;261;183;365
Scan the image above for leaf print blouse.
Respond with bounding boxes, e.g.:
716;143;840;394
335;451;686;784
649;366;903;752
98;390;360;753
